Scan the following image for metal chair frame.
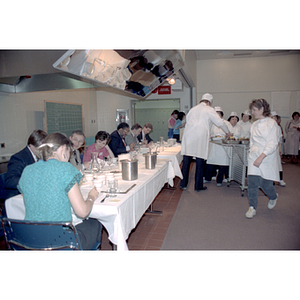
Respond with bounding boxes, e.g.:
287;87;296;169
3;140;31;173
1;217;84;250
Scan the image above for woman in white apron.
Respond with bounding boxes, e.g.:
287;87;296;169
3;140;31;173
271;111;286;187
285;111;300;164
205;106;231;186
245;99;280;219
227;111;242;138
237;110;252;139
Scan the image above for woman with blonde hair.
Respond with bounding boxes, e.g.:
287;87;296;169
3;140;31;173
18;132;103;249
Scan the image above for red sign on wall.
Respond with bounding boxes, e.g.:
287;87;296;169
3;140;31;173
158;86;171;95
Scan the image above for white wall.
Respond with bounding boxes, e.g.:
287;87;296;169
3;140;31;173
0;89;98;155
196;54;300;130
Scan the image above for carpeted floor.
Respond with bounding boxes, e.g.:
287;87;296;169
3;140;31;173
161;159;300;250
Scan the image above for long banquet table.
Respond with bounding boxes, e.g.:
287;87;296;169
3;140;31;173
5;145;183;251
157;144;183;185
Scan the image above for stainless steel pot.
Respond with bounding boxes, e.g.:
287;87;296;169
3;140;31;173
121;159;138;180
143;152;157;169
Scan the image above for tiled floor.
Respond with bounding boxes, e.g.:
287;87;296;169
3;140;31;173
0;177;183;251
100;177;183;250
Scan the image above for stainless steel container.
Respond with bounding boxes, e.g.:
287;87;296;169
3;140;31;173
121;159;138;181
144;152;157;169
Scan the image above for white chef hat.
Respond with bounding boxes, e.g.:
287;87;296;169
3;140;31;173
242;110;251;116
201;93;213;103
214;106;223;112
230;111;238;117
271;111;278;116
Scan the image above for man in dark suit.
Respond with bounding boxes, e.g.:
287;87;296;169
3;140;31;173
109;123;130;157
4;129;47;200
137;123;154;146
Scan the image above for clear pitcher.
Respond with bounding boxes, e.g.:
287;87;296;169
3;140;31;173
90;152;100;174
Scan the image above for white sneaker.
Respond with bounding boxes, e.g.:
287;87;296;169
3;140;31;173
212;176;216;181
217;183;222;187
245;206;256;218
268;193;278;209
279;180;286;187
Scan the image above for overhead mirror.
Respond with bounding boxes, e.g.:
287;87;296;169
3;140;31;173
53;50;184;98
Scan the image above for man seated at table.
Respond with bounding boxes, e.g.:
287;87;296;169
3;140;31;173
125;123;142;151
109;123;130;157
137;123;154;146
4;129;48;200
69;130;90;170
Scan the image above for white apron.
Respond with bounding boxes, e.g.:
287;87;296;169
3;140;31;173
237;120;252;139
207;121;231;165
247;117;280;181
284;119;300;155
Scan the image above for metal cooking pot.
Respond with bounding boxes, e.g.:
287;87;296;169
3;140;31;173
121;159;138;181
143;152;157;169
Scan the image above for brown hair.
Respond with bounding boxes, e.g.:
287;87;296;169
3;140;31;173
249;99;271;117
144;123;153;130
27;129;48;147
131;123;142;130
95;131;110;144
37;132;72;161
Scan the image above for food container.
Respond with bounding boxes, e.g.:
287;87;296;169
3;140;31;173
118;153;131;170
121;159;138;181
167;138;176;146
143;152;157;169
222;139;240;144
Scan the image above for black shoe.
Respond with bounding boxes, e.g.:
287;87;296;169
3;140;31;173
195;186;207;192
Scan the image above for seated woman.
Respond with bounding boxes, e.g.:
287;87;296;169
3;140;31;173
83;131;114;163
18;132;103;250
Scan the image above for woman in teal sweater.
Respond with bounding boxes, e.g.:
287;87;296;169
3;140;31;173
18;132;103;250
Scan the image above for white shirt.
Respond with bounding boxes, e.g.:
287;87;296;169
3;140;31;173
181;102;229;160
237;120;252;139
247;117;280;181
27;146;38;162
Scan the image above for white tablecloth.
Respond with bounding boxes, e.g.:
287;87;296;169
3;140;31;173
157;145;183;186
5;158;172;251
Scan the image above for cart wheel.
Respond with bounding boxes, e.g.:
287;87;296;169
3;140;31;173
227;182;230;187
241;190;244;197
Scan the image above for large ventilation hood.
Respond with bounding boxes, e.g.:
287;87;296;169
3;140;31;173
0;50;185;98
0;50;103;94
52;50;185;98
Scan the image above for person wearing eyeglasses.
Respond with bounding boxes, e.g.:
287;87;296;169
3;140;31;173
69;130;90;170
109;123;130;157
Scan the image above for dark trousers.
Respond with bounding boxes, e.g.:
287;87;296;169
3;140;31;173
180;155;205;190
173;134;180;142
205;164;229;184
248;175;277;210
75;218;103;250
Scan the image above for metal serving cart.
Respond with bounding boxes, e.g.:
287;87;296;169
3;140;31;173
226;142;249;196
210;140;249;197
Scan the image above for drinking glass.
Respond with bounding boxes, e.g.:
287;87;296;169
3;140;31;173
107;179;118;197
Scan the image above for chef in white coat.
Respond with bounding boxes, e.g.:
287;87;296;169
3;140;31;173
237;110;252;139
227;111;242;138
271;111;286;187
245;99;280;219
180;93;231;191
205;106;231;186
